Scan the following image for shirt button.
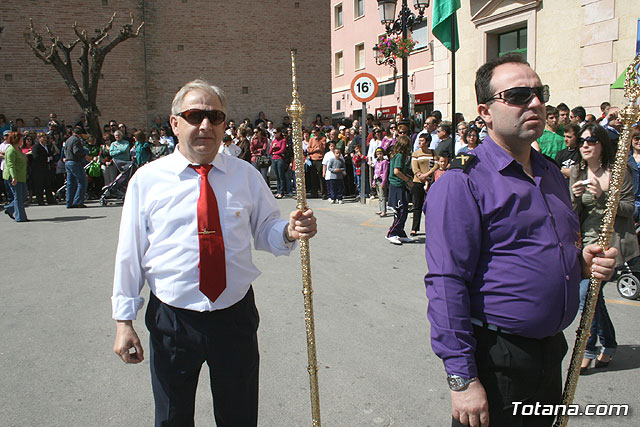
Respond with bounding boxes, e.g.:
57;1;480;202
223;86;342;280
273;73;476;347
566;275;570;281
549;212;553;218
559;242;564;248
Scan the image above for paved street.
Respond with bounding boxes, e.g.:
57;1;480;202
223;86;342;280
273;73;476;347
2;197;639;426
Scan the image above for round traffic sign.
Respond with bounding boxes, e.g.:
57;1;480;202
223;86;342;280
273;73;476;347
350;73;379;103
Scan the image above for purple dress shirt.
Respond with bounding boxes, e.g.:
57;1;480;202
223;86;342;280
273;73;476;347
424;136;582;378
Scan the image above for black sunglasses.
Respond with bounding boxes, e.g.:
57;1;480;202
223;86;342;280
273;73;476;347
484;85;550;105
177;109;226;126
579;136;599;146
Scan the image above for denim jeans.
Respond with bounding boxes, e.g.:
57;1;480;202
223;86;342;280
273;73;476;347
4;179;14;204
65;160;88;207
251;162;269;186
272;158;287;195
579;278;617;359
4;181;28;221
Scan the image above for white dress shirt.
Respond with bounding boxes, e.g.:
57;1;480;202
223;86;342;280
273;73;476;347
218;143;242;157
111;149;296;320
428;130;441;150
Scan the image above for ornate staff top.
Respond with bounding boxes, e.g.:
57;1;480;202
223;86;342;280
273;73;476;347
287;50;305;122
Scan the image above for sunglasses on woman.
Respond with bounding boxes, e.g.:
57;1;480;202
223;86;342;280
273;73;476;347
483;85;550;105
579;136;599;146
177;109;226;126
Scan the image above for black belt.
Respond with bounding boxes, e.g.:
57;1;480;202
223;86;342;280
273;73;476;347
470;317;513;335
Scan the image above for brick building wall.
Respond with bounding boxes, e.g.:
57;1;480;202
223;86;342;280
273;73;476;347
0;0;330;131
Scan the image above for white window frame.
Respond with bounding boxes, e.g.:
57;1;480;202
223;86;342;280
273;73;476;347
354;42;365;70
334;50;344;76
334;3;343;29
354;0;364;19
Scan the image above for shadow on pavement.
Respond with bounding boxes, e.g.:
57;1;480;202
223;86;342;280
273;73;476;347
31;215;107;222
580;344;640;375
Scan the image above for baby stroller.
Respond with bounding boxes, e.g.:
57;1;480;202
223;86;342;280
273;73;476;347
99;160;136;206
614;257;640;300
55;161;98;203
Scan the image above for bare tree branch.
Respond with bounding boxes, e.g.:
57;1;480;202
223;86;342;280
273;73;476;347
24;13;144;144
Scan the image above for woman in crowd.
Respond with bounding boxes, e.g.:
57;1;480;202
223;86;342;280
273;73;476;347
385;135;414;245
628;127;640;222
101;133;118;186
381;124;397;154
236;126;252;163
570;124;638;373
3;132;29;222
250;127;270;185
457;127;480;155
410;133;437;236
133;130;151;166
149;133;169;160
109;129;132;173
270;127;288;198
0;114;11;134
159;126;175;153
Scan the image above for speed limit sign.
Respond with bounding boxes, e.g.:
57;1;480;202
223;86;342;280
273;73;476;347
350;73;379;103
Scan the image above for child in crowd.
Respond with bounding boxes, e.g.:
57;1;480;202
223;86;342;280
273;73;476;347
219;134;242;157
351;144;367;194
133;130;151;166
372;147;389;216
327;147;346;204
433;155;449;184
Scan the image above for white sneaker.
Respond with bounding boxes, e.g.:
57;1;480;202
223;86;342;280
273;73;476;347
386;235;402;245
330;199;336;204
338;200;344;204
398;236;414;243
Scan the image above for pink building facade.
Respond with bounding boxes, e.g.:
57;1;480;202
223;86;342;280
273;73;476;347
331;0;436;127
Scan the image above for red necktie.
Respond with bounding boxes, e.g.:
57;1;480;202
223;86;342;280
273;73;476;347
190;164;226;302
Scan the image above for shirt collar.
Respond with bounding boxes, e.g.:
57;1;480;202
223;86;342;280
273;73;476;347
170;147;228;176
481;135;548;175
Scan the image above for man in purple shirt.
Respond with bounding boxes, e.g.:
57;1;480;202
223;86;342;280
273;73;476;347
424;53;618;427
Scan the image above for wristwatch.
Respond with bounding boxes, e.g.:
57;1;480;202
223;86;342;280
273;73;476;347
447;375;478;392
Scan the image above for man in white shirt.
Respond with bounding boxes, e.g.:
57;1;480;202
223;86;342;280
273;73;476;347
218;134;242;157
111;79;317;426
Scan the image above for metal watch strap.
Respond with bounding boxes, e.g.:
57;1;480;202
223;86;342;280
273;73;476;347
447;375;478;392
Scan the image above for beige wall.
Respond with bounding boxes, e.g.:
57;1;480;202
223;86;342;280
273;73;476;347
436;0;640;121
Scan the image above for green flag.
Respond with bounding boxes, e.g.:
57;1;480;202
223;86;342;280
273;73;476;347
611;70;626;89
432;0;461;52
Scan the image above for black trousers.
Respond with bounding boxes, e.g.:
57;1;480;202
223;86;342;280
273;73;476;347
145;288;260;427
452;325;567;427
309;160;326;196
410;182;426;233
32;168;56;204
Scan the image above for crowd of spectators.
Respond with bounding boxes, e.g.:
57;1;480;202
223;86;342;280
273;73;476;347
2;102;639;371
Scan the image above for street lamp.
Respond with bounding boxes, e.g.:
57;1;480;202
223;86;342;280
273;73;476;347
375;0;430;126
373;44;396;68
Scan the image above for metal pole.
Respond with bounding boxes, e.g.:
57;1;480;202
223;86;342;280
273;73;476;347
451;12;456;124
287;50;321;427
361;102;367;204
553;53;640;427
401;0;409;124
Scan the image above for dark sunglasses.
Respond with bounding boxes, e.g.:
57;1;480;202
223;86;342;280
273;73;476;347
484;85;550;105
579;136;599;146
177;109;226;126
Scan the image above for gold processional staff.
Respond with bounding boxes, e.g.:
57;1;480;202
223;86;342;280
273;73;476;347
286;49;322;427
554;52;640;427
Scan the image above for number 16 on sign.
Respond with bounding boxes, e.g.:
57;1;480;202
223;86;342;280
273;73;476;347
350;73;379;204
